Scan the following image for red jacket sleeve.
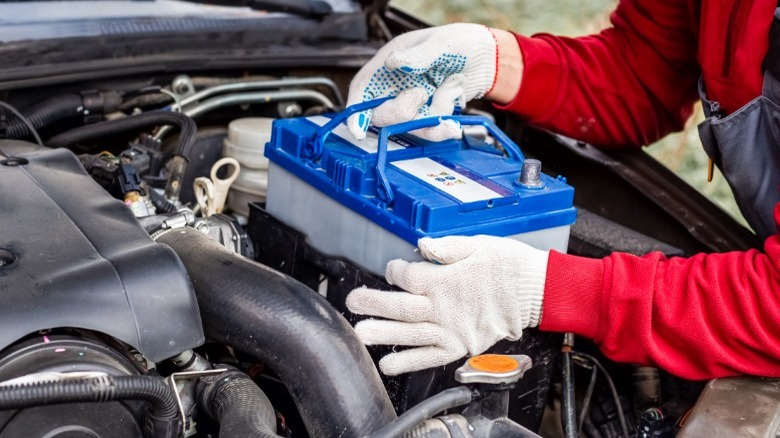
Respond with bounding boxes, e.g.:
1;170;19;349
496;0;701;147
540;205;780;380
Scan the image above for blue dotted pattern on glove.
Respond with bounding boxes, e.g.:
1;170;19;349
356;53;467;131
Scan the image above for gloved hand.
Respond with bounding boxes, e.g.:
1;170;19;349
346;23;499;142
346;235;548;376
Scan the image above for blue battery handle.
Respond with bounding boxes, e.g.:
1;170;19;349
307;96;393;158
375;115;525;204
306;97;526;204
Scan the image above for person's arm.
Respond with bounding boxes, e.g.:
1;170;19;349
490;0;701;147
543;208;780;379
347;204;780;379
345;0;700;147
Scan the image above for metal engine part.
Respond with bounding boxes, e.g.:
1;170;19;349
193;214;254;258
677;377;780;438
0;335;151;437
0;140;204;362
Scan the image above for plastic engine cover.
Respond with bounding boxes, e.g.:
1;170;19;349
0;141;204;361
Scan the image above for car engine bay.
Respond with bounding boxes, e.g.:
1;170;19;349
0;21;777;436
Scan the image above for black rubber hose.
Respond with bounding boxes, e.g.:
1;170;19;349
150;188;178;214
46;111;196;160
370;387;473;438
561;350;578;438
198;368;279;438
156;229;397;438
4;94;85;139
0;374;179;438
0;101;43;147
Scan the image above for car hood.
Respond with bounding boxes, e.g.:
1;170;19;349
0;0;367;43
0;0;381;90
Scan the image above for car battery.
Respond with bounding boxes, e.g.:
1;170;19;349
264;99;576;276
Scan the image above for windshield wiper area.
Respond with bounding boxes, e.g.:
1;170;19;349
188;0;333;18
252;0;332;18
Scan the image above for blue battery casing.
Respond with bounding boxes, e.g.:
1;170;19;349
264;100;576;246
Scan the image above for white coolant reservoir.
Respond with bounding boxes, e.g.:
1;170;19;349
223;117;273;216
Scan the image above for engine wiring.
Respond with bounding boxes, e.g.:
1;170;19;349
572;351;631;438
577;358;599;437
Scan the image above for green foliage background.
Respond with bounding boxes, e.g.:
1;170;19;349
392;0;747;227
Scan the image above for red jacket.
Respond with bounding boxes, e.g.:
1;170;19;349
500;0;780;380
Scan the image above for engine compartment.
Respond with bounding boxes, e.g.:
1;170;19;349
0;66;773;438
0;142;203;362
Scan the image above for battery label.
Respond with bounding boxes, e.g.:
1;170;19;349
392;157;501;203
306;116;406;153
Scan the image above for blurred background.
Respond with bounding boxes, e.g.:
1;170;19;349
392;0;748;228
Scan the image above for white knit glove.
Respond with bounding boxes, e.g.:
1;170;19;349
346;235;548;376
346;23;498;142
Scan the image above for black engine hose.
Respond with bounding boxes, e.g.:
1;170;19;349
198;368;279;438
46;111;197;201
150;188;179;214
4;94;84;139
0;374;180;438
370;386;473;438
4;92;122;139
46;111;196;159
156;229;397;438
561;350;578;438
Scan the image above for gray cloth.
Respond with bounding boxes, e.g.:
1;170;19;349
698;70;780;240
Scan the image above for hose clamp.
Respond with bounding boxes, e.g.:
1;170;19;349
167;369;227;437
